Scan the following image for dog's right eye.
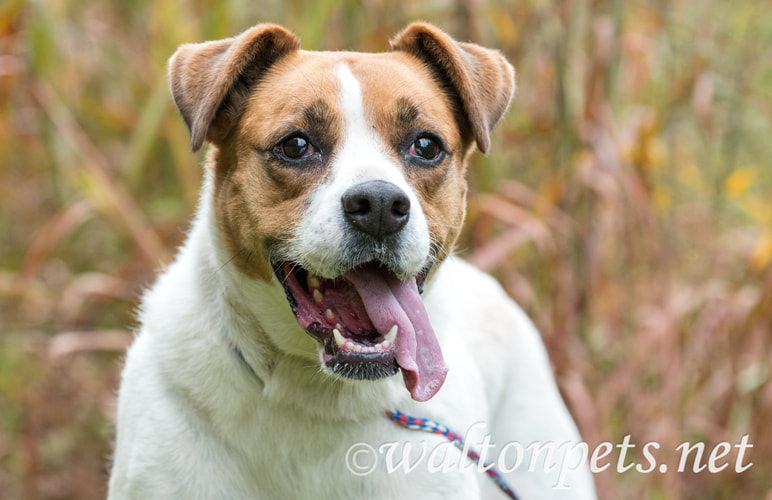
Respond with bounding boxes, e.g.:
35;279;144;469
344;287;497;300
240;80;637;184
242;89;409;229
275;134;315;160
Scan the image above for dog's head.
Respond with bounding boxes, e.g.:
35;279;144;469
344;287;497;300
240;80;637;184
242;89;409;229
168;23;514;401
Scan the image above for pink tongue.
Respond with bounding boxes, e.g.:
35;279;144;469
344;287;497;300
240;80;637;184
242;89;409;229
345;267;448;401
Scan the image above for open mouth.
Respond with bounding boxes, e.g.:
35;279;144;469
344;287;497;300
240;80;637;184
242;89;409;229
274;260;448;401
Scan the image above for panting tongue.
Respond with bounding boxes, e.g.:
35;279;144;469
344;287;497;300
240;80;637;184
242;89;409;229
345;267;448;401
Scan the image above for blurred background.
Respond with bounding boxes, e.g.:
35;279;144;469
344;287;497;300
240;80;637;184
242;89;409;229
1;0;771;498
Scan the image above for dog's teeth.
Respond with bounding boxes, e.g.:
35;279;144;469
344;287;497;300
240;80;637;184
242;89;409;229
313;289;324;304
307;274;321;289
325;309;335;321
370;339;391;351
384;325;398;343
333;329;395;354
335;323;342;331
333;328;345;347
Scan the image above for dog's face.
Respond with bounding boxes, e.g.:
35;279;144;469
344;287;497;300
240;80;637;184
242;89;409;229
169;23;514;401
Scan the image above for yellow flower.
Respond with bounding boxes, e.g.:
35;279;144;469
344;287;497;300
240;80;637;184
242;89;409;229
724;167;756;198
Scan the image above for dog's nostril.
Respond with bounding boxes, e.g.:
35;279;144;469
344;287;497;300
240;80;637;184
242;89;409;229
391;196;410;217
341;180;411;239
343;195;371;216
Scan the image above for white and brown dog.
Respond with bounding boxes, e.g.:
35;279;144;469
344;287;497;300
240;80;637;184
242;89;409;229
108;23;597;499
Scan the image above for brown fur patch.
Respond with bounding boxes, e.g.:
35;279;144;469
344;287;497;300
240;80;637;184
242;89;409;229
211;52;346;281
390;22;516;154
168;24;301;152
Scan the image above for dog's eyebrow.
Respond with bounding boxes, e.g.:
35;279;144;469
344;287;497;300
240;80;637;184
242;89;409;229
395;98;419;125
303;100;334;129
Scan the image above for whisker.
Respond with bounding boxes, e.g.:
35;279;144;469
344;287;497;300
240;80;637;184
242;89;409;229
211;247;247;278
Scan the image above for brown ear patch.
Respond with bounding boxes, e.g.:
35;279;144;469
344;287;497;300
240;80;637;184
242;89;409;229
390;22;515;154
168;24;301;151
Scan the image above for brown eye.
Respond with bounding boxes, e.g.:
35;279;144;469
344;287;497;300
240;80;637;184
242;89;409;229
408;136;441;160
278;134;314;159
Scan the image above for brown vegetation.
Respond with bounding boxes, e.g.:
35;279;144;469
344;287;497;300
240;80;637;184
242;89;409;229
1;1;770;498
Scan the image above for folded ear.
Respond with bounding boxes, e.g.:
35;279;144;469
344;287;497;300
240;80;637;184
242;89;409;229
391;23;515;154
168;24;301;152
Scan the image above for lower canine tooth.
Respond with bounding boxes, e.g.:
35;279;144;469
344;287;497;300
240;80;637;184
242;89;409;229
384;325;398;344
333;329;345;347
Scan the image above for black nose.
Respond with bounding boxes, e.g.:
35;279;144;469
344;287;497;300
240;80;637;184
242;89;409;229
341;180;411;239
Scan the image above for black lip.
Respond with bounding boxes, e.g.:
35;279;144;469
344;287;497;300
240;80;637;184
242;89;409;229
415;261;432;294
327;351;399;380
274;261;299;311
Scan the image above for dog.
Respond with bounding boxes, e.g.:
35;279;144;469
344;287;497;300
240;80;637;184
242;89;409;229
108;22;597;499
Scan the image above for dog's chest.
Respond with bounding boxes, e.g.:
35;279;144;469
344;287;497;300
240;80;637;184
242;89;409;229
225;402;487;499
207;338;492;499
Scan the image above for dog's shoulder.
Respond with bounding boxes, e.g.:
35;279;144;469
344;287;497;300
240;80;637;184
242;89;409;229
424;258;549;396
425;258;596;499
425;257;549;361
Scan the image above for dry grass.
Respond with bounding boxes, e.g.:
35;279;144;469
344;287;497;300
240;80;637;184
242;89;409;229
1;0;771;498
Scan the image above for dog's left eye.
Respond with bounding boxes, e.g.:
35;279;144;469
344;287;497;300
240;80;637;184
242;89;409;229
276;134;315;160
408;136;441;161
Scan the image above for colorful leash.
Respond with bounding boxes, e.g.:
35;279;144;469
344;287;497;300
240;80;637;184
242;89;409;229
386;409;520;500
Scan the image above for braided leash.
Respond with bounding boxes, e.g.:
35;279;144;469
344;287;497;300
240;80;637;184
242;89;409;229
386;409;520;500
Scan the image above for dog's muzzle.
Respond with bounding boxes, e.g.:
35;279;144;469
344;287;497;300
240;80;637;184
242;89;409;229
272;180;448;402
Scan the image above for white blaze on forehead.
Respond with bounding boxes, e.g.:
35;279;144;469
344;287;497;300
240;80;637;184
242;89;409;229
290;63;430;278
336;64;369;145
333;63;404;186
